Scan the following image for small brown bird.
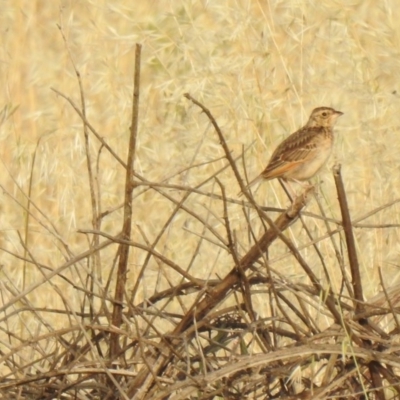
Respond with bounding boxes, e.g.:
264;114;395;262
241;107;343;196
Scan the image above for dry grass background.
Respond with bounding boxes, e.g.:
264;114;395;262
1;0;400;399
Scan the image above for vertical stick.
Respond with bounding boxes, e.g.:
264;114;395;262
110;43;142;358
333;164;364;315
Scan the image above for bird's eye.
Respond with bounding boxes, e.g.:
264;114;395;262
321;112;328;117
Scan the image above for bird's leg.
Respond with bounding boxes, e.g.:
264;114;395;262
280;179;297;201
293;179;314;191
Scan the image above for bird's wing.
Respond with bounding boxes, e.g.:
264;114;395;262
261;126;324;179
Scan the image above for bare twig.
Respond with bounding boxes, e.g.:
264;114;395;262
51;88;127;168
184;93;246;195
333;164;363;314
216;177;256;322
110;43;141;359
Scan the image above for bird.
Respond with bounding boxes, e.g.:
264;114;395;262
240;106;343;197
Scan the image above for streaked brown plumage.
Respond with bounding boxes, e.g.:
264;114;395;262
242;107;343;195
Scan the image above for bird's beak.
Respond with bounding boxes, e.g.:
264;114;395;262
331;110;343;121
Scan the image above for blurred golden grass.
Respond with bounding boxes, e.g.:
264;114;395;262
1;0;400;397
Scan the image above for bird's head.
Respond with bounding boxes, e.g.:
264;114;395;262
307;107;343;128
